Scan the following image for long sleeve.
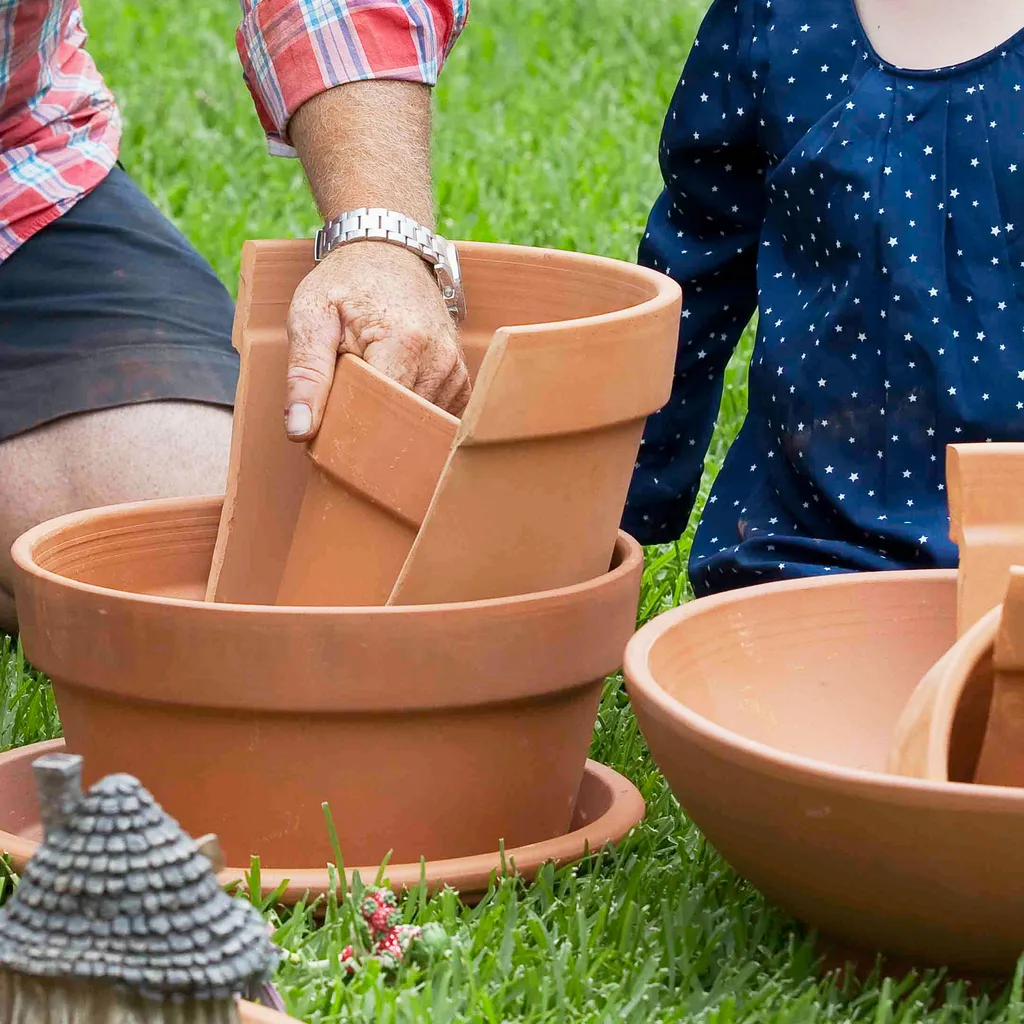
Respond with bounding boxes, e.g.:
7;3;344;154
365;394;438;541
622;0;767;546
236;0;469;156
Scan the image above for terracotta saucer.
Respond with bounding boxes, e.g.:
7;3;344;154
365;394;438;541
0;741;644;905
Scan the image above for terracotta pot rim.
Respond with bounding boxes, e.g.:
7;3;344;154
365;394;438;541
0;742;646;906
624;568;1024;805
454;240;681;331
11;494;643;615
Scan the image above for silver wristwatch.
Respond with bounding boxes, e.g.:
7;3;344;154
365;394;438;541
314;207;467;322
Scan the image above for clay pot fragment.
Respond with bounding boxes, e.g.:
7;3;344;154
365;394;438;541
888;443;1024;784
947;442;1024;636
387;247;681;605
971;567;1024;786
885;604;996;782
206;244;314;605
276;354;458;606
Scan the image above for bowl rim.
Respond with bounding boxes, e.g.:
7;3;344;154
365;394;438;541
623;568;1024;807
11;494;643;616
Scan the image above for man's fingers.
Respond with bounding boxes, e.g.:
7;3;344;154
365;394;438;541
362;337;421;392
285;292;343;441
432;358;472;415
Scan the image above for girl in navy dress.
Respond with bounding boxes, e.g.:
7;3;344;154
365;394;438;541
621;0;1024;596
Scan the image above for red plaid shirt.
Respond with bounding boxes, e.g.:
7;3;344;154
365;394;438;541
0;0;467;263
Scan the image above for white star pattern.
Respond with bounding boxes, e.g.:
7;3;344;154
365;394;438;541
634;1;1024;590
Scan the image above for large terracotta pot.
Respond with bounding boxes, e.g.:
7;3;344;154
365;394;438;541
211;240;678;609
624;570;1024;973
12;496;642;871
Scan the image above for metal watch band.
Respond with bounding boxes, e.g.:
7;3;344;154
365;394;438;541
314;207;466;321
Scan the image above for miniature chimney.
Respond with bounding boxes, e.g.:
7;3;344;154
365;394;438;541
31;752;83;837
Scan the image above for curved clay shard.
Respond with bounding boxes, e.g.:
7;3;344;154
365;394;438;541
206;242;315;604
887;442;1024;783
388;246;681;605
276;354;458;606
886;605;997;781
948;442;1024;636
975;566;1024;786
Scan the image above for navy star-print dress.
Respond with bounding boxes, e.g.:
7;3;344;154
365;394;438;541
621;0;1024;596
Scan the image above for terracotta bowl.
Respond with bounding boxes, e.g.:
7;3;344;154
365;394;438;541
11;496;642;873
624;569;1024;973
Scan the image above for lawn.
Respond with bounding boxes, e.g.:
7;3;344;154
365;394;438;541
1;0;1022;1020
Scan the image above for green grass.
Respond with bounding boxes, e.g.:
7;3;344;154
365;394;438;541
1;0;1022;1019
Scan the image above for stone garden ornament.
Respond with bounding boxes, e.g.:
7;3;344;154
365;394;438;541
0;752;279;1023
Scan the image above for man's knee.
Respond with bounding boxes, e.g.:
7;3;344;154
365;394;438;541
0;400;233;610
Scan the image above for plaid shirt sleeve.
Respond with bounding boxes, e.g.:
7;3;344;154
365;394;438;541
236;0;469;156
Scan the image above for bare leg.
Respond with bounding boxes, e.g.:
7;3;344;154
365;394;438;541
0;401;233;630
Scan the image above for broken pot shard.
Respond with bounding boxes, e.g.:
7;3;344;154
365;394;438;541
947;442;1024;637
388;248;681;606
974;565;1024;786
276;354;458;606
206;242;314;605
887;443;1024;784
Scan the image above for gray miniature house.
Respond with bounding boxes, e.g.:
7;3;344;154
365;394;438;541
0;752;279;1023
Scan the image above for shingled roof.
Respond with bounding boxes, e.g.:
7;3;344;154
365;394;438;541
0;753;279;1002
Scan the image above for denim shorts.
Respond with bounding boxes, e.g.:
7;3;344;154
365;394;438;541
0;165;238;440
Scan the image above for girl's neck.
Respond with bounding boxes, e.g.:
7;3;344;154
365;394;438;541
852;0;1023;69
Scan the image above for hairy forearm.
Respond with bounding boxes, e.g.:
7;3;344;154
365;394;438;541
289;80;435;227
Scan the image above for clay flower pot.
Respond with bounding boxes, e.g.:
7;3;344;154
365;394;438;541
12;496;642;873
625;569;1024;972
208;240;679;607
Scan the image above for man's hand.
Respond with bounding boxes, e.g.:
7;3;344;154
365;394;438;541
284;241;469;440
285;79;469;441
